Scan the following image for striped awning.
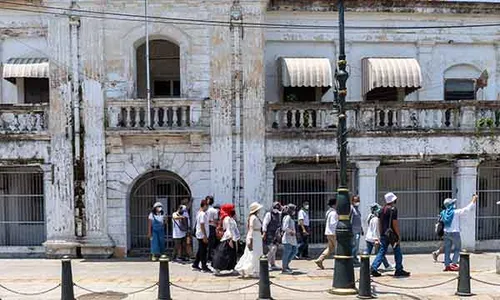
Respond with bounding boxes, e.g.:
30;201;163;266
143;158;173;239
2;58;49;80
281;58;333;87
362;58;422;96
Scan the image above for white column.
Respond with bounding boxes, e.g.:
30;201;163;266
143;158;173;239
265;157;276;209
455;159;480;251
356;160;380;252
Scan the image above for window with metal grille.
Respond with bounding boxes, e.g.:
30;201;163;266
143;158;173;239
377;163;454;242
444;79;475;101
273;164;357;244
0;167;45;247
476;163;500;241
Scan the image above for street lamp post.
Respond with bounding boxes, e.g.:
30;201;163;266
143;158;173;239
330;0;357;295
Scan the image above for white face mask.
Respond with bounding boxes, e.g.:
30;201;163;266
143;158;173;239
272;209;279;214
304;205;310;210
353;202;360;207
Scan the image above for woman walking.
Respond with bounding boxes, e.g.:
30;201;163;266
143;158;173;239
212;204;240;276
365;203;393;271
281;204;298;274
235;202;264;278
147;202;166;261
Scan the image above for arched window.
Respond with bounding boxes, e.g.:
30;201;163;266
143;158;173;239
443;64;482;101
136;40;180;98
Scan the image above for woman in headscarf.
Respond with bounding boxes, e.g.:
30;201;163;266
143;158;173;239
212;204;240;275
235;202;264;278
147;202;167;261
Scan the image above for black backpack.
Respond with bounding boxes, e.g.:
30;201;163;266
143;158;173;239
435;214;444;238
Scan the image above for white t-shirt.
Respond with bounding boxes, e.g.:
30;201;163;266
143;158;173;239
444;202;475;233
172;212;187;239
207;206;219;227
195;210;210;239
298;209;310;226
365;214;380;243
324;208;338;235
220;217;240;242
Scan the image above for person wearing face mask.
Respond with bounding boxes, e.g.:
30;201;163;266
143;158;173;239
350;195;364;267
281;204;298;274
192;199;211;272
262;202;283;271
172;204;189;262
371;192;411;278
440;194;478;272
297;201;311;259
147;202;166;261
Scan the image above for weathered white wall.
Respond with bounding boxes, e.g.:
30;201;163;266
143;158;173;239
106;136;210;255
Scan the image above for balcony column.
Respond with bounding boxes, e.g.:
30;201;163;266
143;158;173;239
355;160;380;253
455;159;480;251
417;41;436;101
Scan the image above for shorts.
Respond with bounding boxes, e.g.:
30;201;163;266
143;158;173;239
174;237;186;247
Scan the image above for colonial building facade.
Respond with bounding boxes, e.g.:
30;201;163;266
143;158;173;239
0;0;499;258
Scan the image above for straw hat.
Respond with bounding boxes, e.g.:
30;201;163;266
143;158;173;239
249;202;263;215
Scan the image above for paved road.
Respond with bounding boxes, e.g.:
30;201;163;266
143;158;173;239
0;253;499;299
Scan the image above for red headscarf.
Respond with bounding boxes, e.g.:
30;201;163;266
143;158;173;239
219;203;235;224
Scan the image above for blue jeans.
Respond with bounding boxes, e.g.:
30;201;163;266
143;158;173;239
371;236;403;272
444;232;461;267
352;232;361;263
282;243;298;270
366;241;390;268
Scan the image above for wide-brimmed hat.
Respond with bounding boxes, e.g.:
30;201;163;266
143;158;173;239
443;198;457;207
249;202;263;215
153;202;163;209
384;192;397;204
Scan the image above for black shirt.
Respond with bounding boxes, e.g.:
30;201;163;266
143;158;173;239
380;205;398;236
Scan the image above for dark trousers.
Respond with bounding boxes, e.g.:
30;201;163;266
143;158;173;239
298;226;310;258
208;226;218;261
193;239;208;269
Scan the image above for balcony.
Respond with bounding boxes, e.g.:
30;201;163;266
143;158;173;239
0;104;48;135
106;99;208;137
267;101;500;136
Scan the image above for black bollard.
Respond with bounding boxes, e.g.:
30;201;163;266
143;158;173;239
258;255;272;300
158;255;172;300
456;251;473;297
61;256;75;300
357;254;373;299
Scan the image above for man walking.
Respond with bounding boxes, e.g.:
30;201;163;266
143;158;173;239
350;195;363;267
206;196;219;262
441;194;478;271
192;199;211;273
297;201;311;259
371;192;411;277
262;202;282;271
314;198;338;270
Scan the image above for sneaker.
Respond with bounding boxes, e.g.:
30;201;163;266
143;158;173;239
192;265;201;272
270;265;282;271
371;270;382;277
432;251;439;262
281;269;293;275
213;269;221;276
394;270;411;277
151;256;158;262
294;256;300;260
450;264;460;271
382;264;395;272
202;268;213;273
315;260;325;270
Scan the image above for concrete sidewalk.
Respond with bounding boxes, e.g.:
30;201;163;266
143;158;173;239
0;253;499;299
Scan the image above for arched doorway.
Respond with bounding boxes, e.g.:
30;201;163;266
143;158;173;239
128;170;191;256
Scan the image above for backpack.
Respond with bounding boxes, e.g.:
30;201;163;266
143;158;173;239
435;214;444;238
383;207;399;244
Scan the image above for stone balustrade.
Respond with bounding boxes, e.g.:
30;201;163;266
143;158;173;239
267;101;500;134
106;99;204;130
0;104;48;133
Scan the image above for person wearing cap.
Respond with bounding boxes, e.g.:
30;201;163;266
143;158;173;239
314;198;338;270
262;202;283;271
147;202;167;261
365;203;393;271
281;204;298;274
440;194;478;272
235;202;264;278
371;192;410;278
192;199;211;273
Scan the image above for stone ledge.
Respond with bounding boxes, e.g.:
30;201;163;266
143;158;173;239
497;255;500;275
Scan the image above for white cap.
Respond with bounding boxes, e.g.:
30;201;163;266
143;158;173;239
153;202;163;209
443;198;457;207
384;192;398;204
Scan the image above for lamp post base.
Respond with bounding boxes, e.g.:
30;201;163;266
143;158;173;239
329;288;358;296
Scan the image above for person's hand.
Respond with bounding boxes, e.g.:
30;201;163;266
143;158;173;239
147;233;151;239
203;237;208;244
375;240;380;245
262;233;266;240
472;194;478;203
229;240;234;248
248;239;253;251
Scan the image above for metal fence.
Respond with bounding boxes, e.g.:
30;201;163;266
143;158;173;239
273;164;357;244
0;167;45;246
129;170;191;256
377;163;454;242
476;162;500;241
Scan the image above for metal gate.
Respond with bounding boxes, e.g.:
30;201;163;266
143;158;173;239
377;163;454;242
274;163;357;244
0;167;45;246
477;162;500;240
128;170;191;256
